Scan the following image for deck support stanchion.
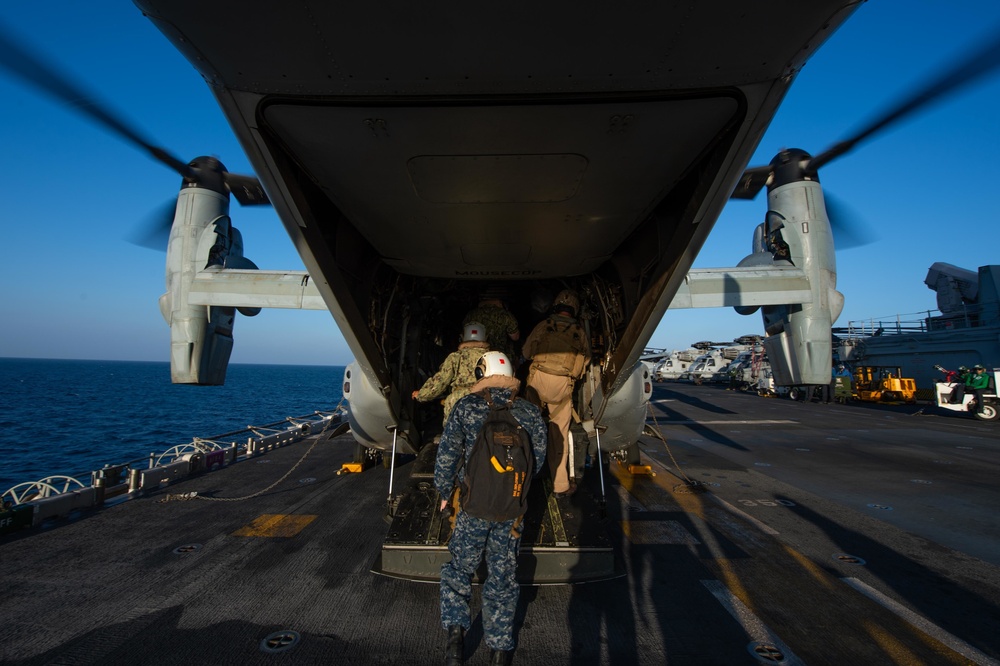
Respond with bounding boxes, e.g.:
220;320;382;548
595;425;607;517
386;426;398;519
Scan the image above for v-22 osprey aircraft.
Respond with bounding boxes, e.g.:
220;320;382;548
5;1;999;475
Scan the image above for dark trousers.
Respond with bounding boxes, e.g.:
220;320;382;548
440;511;521;651
971;388;985;413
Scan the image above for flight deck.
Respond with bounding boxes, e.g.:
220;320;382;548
1;382;999;665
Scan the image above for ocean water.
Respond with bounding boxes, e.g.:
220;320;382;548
0;358;345;491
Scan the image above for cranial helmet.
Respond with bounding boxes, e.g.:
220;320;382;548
553;289;580;315
475;351;513;380
974;364;985;370
959;365;969;372
463;322;487;343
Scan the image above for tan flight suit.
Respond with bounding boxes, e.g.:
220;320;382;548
522;314;590;494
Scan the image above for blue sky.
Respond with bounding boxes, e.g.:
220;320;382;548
2;2;1000;366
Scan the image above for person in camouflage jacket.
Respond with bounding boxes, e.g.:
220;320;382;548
463;295;520;361
412;322;491;423
435;351;546;666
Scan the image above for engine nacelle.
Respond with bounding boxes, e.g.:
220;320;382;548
159;186;237;385
342;362;418;455
589;361;653;453
755;179;843;385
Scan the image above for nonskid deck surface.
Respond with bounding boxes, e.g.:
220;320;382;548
0;383;998;665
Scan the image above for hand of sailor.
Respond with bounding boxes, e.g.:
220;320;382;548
411;390;420;400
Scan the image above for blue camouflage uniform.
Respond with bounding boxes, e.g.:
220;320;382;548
434;387;547;652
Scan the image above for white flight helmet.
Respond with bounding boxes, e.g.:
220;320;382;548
475;351;514;380
463;322;487;343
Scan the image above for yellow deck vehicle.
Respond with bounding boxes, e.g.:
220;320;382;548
852;366;917;404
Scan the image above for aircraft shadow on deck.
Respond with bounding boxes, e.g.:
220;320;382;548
780;494;1000;659
518;468;761;664
653;386;738;415
647;399;751;452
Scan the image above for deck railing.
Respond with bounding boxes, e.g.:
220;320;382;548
0;408;346;534
837;302;1000;339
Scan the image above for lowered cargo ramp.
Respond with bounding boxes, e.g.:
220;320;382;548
374;443;621;584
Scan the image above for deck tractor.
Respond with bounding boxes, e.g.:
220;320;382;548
935;369;1000;421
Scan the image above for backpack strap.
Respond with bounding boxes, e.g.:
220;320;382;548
477;389;494;409
476;388;513;411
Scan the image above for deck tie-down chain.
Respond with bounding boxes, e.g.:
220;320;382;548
645;402;706;494
158;400;349;504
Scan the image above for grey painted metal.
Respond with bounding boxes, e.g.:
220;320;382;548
591;362;651;453
757;180;843;386
187;269;325;310
343;362;409;454
160;187;234;385
128;460;191;493
31;487;97;524
668;266;812;310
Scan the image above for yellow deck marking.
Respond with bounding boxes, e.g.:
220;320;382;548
619;519;701;545
782;544;836;591
231;514;317;537
610;455;758;614
844;577;998;665
862;619;923;665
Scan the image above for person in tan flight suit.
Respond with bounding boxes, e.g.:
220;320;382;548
412;322;491;423
521;290;590;496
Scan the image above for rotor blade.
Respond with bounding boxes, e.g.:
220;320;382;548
823;191;878;250
730;165;772;200
225;173;270;206
810;28;1000;171
0;22;193;179
127;199;177;251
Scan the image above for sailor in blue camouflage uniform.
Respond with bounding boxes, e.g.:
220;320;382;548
435;351;547;666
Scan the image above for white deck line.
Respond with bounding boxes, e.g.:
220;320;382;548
701;580;806;666
841;577;1000;666
708;495;782;536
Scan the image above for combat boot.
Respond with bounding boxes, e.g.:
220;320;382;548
489;648;513;665
444;625;464;665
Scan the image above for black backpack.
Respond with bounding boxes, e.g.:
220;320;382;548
460;390;535;521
